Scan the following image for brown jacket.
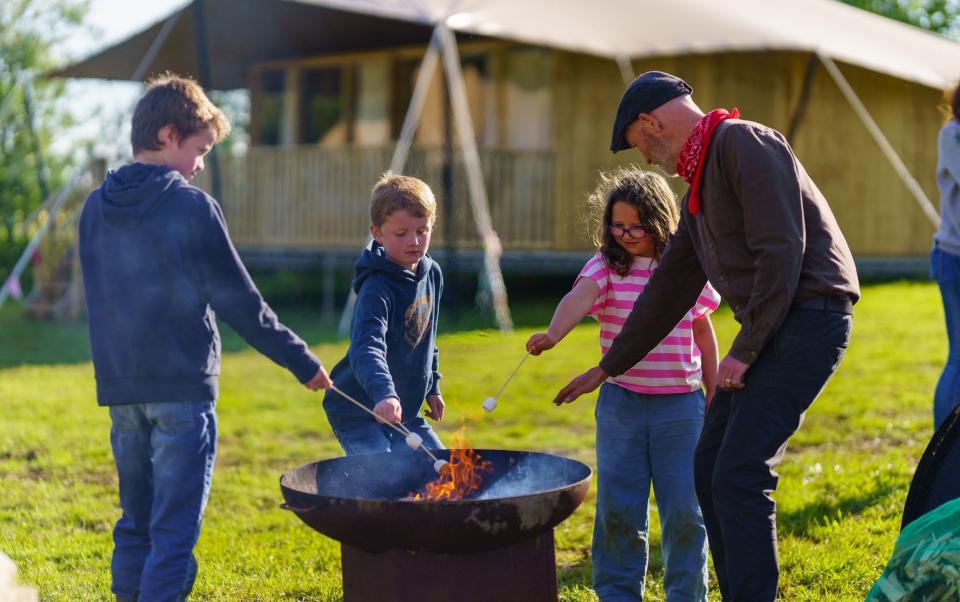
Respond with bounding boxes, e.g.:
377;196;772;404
600;119;860;376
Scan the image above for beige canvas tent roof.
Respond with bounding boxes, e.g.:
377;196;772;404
56;0;960;91
301;0;960;89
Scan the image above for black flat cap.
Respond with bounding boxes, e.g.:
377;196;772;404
610;71;692;153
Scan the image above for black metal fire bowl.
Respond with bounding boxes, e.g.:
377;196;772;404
279;449;592;554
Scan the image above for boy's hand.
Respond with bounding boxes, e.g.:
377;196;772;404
304;367;333;391
526;332;557;356
425;394;445;421
374;397;402;424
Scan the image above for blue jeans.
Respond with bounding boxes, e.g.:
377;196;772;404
932;244;960;429
333;415;444;455
592;383;708;602
109;401;217;602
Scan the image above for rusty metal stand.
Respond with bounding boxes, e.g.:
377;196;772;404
341;531;558;602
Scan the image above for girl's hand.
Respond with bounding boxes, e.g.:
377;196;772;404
526;332;557;355
425;394;445;421
373;397;402;424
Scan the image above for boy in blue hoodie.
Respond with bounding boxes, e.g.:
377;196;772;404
79;74;331;602
323;173;445;454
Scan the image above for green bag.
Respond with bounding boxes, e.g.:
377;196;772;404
866;497;960;601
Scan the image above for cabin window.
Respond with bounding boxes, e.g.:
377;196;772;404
462;53;498;147
392;52;497;147
354;59;391;145
392;56;443;145
302;66;347;145
255;69;286;146
252;47;519;149
504;48;552;150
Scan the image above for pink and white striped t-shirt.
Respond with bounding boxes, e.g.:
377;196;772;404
576;253;721;395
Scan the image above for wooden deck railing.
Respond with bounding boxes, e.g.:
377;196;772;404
194;145;556;250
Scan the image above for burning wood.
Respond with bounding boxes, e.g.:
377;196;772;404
406;431;493;502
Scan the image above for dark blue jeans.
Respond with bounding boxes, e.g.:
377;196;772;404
693;307;852;601
932;244;960;429
109;401;217;602
333;415;444;455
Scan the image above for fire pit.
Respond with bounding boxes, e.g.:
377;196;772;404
280;449;592;602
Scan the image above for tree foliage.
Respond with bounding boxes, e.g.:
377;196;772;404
840;0;960;36
0;0;86;284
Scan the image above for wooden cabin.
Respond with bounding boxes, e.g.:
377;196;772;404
60;0;955;276
193;43;945;273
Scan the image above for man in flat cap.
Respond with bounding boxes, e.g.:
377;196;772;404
553;71;860;600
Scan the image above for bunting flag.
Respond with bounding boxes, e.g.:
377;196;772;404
3;275;23;300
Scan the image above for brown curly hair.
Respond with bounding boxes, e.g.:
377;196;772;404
587;167;678;277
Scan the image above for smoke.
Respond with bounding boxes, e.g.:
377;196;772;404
291;450;589;502
473;454;581;500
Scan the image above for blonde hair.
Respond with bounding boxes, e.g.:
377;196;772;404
587;167;678;276
131;72;231;154
370;172;437;227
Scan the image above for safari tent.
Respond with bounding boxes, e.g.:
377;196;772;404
56;0;960;276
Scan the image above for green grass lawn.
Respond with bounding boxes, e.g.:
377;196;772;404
0;281;946;600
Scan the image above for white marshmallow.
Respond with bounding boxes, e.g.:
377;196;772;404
433;459;449;473
482;397;498;412
405;432;423;449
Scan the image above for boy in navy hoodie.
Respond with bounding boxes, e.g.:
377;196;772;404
323;173;445;454
79;74;331;602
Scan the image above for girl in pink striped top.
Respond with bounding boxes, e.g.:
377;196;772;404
527;168;719;601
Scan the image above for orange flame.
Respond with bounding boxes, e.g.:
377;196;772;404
409;429;493;502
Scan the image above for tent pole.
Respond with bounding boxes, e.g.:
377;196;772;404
389;28;442;175
442;75;460;323
0;165;88;310
818;52;940;229
337;27;442;338
132;9;182;82
786;53;819;144
436;24;512;331
615;54;635;86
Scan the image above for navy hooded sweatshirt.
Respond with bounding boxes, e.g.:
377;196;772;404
79;163;321;406
323;242;443;429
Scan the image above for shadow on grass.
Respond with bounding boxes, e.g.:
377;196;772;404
0;300;560;369
777;478;904;539
558;553;594;592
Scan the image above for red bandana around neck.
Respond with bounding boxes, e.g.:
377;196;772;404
675;107;740;215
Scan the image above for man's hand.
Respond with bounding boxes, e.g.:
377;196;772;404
526;332;557;356
373;397;402;424
304;366;333;391
424;394;445;421
553;366;608;406
718;354;750;390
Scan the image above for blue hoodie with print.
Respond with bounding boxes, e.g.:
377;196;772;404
323;242;443;429
79;162;321;406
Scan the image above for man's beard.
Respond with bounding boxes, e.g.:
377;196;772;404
642;131;677;176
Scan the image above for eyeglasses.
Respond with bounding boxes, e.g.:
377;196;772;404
609;224;648;239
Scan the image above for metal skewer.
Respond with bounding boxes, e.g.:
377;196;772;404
483;352;530;412
329;384;447;472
